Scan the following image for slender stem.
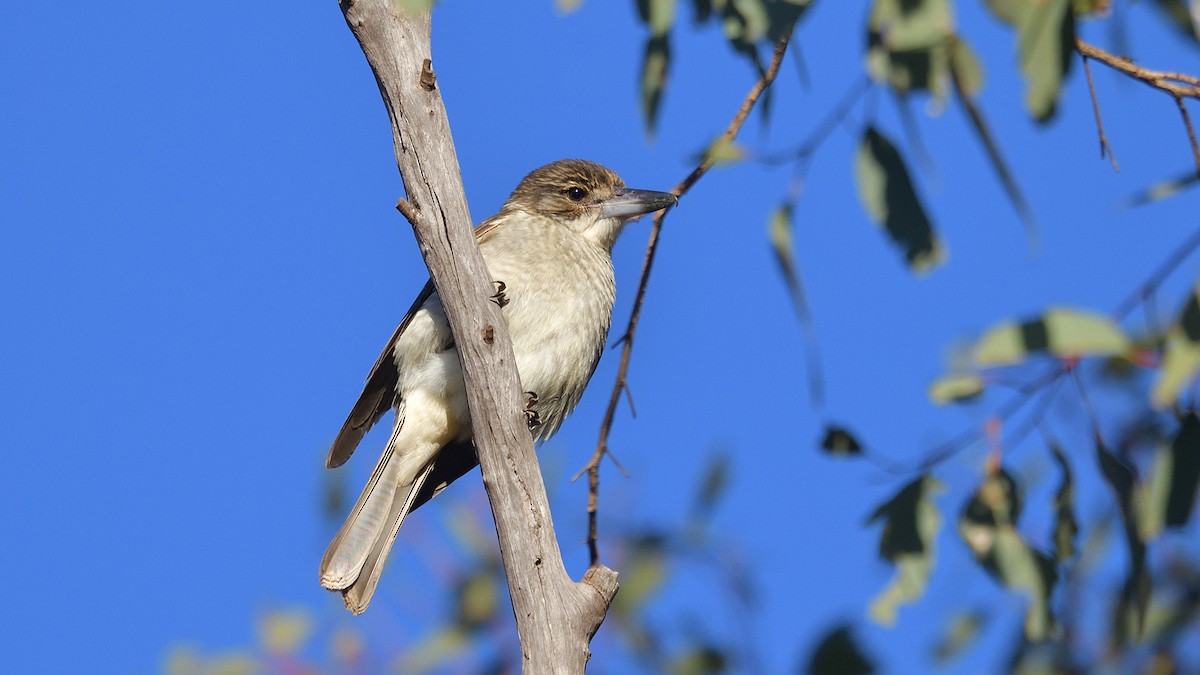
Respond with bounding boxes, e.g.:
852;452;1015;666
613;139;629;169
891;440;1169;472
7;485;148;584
580;32;793;566
1080;53;1120;172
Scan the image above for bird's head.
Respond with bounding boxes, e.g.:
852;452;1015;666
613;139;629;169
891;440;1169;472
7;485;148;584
504;159;677;249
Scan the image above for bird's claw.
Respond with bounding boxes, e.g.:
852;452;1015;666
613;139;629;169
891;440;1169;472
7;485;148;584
491;281;509;308
524;391;540;429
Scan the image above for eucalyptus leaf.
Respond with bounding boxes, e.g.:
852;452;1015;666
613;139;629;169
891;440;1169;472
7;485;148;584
1166;412;1200;527
1152;283;1200;408
928;372;985;404
1050;445;1078;562
974;307;1131;366
855;127;943;272
640;35;672;136
867;475;942;625
1016;0;1074;122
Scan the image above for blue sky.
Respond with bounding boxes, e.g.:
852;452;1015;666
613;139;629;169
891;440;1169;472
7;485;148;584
3;1;1199;673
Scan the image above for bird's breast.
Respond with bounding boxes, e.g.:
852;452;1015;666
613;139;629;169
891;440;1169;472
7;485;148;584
484;239;615;438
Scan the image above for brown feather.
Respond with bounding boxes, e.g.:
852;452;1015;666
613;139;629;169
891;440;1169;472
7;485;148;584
325;281;435;468
325;214;507;469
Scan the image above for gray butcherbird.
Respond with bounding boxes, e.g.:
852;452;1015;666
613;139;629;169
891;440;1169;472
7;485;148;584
320;159;677;613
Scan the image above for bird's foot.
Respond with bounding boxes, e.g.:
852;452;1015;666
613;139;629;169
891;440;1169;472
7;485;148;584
490;281;509;308
524;391;540;429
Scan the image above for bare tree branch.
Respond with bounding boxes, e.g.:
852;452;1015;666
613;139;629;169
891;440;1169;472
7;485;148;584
337;2;616;671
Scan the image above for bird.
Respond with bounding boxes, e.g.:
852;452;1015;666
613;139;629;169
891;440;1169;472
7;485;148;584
319;159;677;614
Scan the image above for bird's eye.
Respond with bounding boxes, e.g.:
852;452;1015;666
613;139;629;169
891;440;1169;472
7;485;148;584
565;186;588;202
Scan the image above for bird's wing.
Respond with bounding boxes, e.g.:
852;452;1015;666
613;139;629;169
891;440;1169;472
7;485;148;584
325;280;436;468
325;212;507;469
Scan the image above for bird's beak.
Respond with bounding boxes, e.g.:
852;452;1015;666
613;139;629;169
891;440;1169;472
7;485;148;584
599;187;678;220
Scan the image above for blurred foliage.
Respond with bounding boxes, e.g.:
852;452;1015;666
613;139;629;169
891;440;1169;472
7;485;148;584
624;0;1200;672
167;452;751;674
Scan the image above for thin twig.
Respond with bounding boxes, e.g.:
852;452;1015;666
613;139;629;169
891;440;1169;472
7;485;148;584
1075;39;1200;99
1076;38;1200;176
1070;367;1106;444
897;364;1068;474
1080;53;1120;172
756;75;871;166
1173;94;1200;176
579;33;793;567
1111;225;1200;320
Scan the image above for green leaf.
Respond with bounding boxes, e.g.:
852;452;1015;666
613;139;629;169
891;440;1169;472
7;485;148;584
1016;0;1074;123
957;467;1057;640
928;372;985;405
640;35;672;136
989;529;1058;640
867;475;942;625
855;127;943;273
722;0;769;48
768;204;799;298
637;0;678;36
703;135;745;166
1095;440;1150;642
1152;283;1200;408
454;569;499;630
1135;443;1174;540
670;646;728;675
865;0;955;97
820;424;863;457
947;35;984;96
806;624;875;675
1049;445;1078;562
766;0;813;42
1071;0;1111;16
767;203;826;404
973;307;1132;366
612;535;668;616
867;0;952;52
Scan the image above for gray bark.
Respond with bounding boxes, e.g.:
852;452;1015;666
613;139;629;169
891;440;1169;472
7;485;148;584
336;2;619;671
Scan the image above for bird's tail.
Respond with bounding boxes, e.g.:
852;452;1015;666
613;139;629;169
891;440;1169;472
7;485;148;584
319;417;436;614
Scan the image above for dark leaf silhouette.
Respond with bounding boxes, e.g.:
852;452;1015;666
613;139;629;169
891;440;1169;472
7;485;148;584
855;127;942;272
821;425;863;457
1167;412;1200;527
1095;439;1150;642
806;624;875;675
866;475;941;625
641;35;672;136
1050;445;1079;562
